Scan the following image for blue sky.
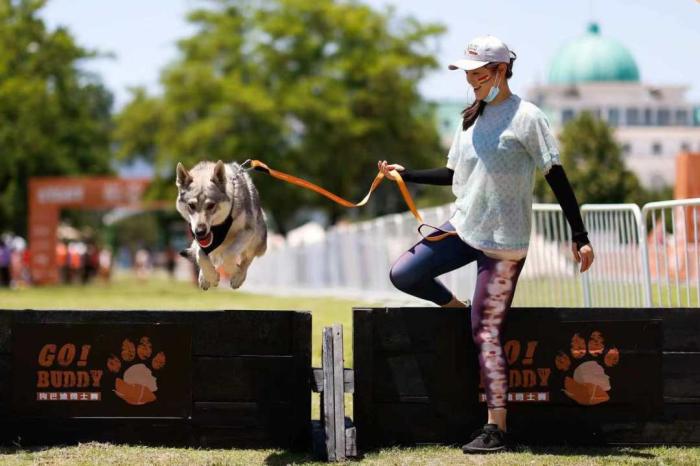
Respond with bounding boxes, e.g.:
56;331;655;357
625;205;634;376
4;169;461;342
41;0;700;110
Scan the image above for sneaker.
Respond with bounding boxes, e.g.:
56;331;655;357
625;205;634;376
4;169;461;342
461;423;507;453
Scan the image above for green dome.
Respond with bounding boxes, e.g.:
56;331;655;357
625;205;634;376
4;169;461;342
549;23;640;84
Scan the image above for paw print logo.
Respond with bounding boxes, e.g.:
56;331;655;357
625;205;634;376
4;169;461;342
106;337;166;406
555;331;620;406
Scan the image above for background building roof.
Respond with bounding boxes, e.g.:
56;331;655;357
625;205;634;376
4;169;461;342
549;23;640;85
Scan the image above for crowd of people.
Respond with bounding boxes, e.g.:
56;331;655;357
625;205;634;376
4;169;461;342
55;216;190;284
55;240;113;284
115;245;179;280
0;224;189;288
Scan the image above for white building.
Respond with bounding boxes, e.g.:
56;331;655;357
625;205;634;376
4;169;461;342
527;23;700;189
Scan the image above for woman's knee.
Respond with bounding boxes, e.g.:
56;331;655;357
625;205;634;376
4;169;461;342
389;262;419;292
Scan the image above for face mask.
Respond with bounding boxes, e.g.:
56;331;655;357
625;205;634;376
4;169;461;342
483;71;502;103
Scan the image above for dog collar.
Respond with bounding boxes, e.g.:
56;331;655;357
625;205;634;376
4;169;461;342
194;207;234;255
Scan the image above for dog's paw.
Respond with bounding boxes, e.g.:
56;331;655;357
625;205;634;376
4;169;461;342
229;270;247;289
198;271;219;291
198;273;211;291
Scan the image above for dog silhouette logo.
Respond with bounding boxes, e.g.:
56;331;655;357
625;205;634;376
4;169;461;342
106;337;166;406
555;331;619;405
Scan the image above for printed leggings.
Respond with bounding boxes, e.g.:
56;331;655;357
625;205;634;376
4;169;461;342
389;221;526;409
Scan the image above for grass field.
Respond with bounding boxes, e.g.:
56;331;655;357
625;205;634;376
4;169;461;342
1;276;699;465
2;443;700;465
515;277;700;307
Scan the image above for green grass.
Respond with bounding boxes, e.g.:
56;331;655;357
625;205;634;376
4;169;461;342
515;277;700;307
0;443;699;465
1;276;699;465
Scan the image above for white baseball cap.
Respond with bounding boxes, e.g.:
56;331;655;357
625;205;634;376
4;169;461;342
448;35;512;71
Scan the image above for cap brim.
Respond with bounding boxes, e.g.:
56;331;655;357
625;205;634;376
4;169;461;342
448;59;489;71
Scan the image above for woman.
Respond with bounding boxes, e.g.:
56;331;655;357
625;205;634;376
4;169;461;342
378;35;595;453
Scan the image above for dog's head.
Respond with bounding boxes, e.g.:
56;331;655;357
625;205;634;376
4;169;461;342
175;160;232;248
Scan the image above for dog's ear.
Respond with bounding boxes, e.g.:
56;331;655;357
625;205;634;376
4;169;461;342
176;163;193;189
211;160;227;191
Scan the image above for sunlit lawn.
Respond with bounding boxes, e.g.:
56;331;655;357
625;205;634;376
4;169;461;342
1;276;698;465
0;441;698;465
515;277;700;307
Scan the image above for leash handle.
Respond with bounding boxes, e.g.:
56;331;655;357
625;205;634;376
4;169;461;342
417;223;459;242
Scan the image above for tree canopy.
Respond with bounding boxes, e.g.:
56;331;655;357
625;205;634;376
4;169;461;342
114;0;446;232
535;111;644;205
0;0;114;236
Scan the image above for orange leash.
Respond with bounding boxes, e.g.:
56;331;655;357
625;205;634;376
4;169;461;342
248;160;458;242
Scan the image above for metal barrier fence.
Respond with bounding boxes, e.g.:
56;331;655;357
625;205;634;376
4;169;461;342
244;204;476;305
642;198;700;307
582;204;650;307
515;204;649;308
243;199;700;308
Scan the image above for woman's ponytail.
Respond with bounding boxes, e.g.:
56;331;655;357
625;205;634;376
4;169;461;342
461;100;486;131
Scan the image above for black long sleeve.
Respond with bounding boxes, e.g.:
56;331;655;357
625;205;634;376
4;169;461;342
399;167;454;186
544;165;590;250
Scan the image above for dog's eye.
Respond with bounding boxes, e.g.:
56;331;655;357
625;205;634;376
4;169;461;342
187;203;196;212
205;203;216;211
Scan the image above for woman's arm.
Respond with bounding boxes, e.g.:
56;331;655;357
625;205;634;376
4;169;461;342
544;165;589;250
377;161;454;186
400;167;454;186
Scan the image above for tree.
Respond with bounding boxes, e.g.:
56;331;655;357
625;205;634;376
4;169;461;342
0;0;113;236
534;111;643;205
114;0;446;232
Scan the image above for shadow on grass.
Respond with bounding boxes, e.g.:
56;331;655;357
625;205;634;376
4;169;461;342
0;445;47;455
264;451;317;465
512;445;656;459
0;445;320;464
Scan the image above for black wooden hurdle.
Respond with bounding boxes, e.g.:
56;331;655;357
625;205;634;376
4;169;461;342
353;307;700;449
2;306;699;459
0;310;311;449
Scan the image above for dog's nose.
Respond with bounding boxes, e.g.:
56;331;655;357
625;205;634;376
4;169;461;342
194;224;208;238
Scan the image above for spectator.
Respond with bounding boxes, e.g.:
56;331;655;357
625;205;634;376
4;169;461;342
165;246;177;280
98;248;112;282
134;248;151;279
56;242;68;283
0;239;10;287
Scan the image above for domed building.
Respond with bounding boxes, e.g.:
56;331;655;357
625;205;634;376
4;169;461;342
528;22;700;189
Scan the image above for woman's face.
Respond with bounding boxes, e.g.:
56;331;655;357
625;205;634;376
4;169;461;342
466;64;504;101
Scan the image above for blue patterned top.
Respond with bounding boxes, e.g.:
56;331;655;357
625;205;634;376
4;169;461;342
447;94;561;252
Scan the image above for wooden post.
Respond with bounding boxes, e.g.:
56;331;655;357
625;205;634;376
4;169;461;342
312;324;356;461
323;324;345;461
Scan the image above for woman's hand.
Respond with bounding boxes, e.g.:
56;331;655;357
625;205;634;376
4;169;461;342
378;160;405;181
573;243;594;273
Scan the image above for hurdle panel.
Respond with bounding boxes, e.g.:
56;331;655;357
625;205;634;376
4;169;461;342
0;310;311;449
353;307;700;449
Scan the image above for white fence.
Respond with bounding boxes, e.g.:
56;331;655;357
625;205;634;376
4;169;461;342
514;204;650;307
642;199;700;307
243;204;476;306
242;199;700;308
